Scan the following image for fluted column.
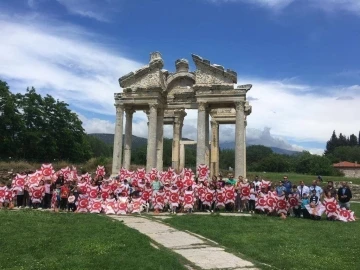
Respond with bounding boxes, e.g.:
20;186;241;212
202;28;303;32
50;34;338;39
235;102;245;178
210;120;219;177
172;120;181;171
146;104;158;172
244;118;247;178
196;102;207;170
123;108;134;170
205;109;210;168
179;142;185;171
156;108;164;171
112;104;124;175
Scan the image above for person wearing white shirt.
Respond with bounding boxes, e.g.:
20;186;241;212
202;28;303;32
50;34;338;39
297;181;310;199
308;180;323;198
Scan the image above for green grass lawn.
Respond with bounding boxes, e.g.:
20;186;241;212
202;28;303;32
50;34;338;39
0;210;185;270
165;204;360;270
248;171;360;185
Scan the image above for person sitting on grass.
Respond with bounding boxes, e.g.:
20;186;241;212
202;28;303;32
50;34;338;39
301;193;310;219
309;189;319;206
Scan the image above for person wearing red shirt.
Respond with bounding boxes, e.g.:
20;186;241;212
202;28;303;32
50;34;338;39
60;182;70;211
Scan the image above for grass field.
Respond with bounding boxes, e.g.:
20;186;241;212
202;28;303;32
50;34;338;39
165;204;360;270
0;210;185;270
247;171;360;185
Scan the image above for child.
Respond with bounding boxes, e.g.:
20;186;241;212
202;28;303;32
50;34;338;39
67;192;76;212
53;184;61;212
301;193;310;219
248;182;256;214
309;189;319;205
60;182;70;211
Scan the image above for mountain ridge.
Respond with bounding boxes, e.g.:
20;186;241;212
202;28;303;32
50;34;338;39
89;133;300;155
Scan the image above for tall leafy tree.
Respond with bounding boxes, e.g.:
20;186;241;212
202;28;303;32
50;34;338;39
0;81;23;160
325;130;339;155
349;134;358;146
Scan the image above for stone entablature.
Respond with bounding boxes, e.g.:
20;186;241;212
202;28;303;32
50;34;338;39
112;52;252;178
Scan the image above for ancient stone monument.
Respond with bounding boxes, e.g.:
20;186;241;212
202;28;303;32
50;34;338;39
112;52;252;177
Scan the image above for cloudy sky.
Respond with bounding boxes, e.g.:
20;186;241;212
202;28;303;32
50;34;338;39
1;0;360;155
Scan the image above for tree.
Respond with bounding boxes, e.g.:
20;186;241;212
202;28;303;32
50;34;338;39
246;145;273;164
0;82;91;162
325;130;339;155
349;134;358;147
0;81;23;160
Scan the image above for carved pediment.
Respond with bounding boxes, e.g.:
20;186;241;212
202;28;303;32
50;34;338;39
119;52;167;91
192;54;237;85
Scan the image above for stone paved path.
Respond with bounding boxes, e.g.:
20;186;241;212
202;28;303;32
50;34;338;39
111;215;259;270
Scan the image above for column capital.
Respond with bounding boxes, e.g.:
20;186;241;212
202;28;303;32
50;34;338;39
125;107;136;115
115;104;125;114
210;119;219;128
198;102;207;111
149;103;158;111
234;101;245;111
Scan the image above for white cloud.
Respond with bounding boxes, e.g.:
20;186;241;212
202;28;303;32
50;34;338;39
79;114;115;134
208;0;360;16
0;14;142;115
56;0;120;22
208;0;294;10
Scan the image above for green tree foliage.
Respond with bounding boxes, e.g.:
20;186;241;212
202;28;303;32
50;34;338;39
86;135;112;157
325;130;360;163
295;152;333;175
0;80;91;162
0;81;23;160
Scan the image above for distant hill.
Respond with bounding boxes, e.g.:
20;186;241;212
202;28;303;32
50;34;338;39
219;141;300;156
89;133;147;149
89;133;300;155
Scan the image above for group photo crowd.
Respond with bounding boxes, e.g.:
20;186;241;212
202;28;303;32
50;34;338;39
0;163;356;222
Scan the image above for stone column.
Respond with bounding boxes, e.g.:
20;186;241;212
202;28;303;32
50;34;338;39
112;104;124;175
172;120;181;171
205;109;210;168
244;118;247;178
123;107;134;170
210;120;219;177
235;102;245;178
156;108;164;171
196;102;207;170
146;104;158;172
179;141;185;170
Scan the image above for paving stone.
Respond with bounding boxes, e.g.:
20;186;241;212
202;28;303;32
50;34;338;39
110;215;256;269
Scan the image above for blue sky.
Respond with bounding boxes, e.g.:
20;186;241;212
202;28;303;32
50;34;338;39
1;0;360;154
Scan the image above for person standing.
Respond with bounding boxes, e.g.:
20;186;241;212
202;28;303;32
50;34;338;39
60;182;70;211
309;180;323;198
282;176;292;195
337;182;352;210
324;181;337;199
297;181;310;199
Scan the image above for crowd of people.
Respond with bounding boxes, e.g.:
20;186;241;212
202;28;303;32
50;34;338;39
0;164;356;222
